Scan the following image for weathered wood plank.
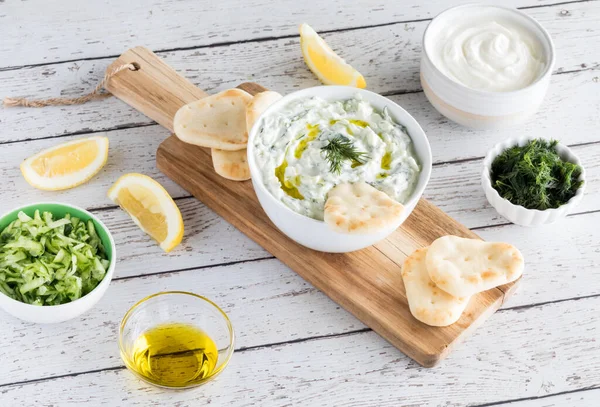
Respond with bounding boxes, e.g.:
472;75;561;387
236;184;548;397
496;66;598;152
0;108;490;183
394;69;600;164
492;390;599;407
1;295;599;406
0;0;581;68
1;0;599;403
3;178;589;303
0;127;185;212
93;198;267;278
480;211;600;308
1;2;598;146
0;127;597;230
107;59;505;368
0;258;355;386
0;211;599;386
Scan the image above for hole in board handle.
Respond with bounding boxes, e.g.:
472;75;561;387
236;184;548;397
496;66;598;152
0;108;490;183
130;62;141;71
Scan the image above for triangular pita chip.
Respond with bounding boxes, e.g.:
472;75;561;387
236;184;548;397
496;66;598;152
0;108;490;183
174;88;252;151
426;235;524;298
402;247;471;327
324;182;404;234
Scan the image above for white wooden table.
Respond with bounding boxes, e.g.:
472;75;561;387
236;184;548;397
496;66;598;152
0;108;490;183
1;1;599;405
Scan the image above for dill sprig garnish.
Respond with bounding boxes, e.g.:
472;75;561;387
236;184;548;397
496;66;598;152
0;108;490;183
321;135;369;174
491;139;583;210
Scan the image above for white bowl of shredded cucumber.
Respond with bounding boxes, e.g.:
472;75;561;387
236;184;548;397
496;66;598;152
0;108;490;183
0;202;116;323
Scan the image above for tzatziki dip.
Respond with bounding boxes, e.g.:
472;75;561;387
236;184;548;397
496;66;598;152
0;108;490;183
253;95;421;220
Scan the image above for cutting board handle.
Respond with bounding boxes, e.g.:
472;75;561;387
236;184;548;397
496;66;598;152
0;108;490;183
105;46;208;132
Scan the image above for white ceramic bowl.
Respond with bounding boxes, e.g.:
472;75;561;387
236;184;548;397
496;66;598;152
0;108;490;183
482;137;586;226
0;202;116;323
247;86;432;253
421;4;555;130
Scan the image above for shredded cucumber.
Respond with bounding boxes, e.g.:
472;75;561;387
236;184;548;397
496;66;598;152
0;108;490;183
0;210;110;306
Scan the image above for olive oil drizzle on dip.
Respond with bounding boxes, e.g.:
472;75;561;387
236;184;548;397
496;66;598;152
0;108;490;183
254;95;421;220
294;123;320;159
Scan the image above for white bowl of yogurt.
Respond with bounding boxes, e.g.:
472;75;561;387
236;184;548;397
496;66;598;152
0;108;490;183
247;86;432;253
420;4;555;130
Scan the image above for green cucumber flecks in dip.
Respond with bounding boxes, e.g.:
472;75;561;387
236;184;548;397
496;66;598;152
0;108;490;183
255;96;421;220
288;122;368;192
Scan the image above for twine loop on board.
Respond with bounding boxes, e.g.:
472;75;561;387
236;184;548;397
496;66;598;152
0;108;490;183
3;63;138;108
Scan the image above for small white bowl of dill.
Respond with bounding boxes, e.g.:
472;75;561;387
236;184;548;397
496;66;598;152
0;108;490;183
482;137;586;227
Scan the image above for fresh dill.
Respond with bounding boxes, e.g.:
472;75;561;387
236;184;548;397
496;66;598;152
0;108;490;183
490;139;583;210
321;135;369;174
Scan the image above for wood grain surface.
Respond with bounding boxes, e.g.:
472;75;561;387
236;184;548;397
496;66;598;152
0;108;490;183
3;293;599;405
0;124;597;230
2;2;597;145
1;0;599;404
105;47;208;131
158;133;515;367
1;0;573;69
0;211;598;388
98;47;515;366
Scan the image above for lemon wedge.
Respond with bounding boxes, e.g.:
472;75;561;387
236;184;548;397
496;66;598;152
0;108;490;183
20;136;109;191
299;23;366;88
108;173;184;252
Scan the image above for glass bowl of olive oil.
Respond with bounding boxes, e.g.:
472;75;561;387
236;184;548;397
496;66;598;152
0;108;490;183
119;291;234;389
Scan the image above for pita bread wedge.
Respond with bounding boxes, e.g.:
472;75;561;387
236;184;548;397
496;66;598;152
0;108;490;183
174;88;252;151
246;91;283;131
211;148;250;181
324;182;404;234
402;247;471;327
426;235;524;298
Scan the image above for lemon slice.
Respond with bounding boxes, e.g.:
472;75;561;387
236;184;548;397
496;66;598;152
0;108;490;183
108;173;184;252
20;136;109;191
299;23;366;88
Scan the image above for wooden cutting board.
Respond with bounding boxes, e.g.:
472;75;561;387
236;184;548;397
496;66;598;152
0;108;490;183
106;46;519;367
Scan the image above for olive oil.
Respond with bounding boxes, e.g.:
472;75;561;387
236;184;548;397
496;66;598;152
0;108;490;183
347;119;368;128
275;159;305;200
128;323;219;387
294;123;320;159
380;150;393;170
350;159;363;168
329;119;368;136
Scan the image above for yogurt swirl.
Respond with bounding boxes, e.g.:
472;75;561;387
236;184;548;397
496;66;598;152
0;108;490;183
432;20;546;92
253;96;420;220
